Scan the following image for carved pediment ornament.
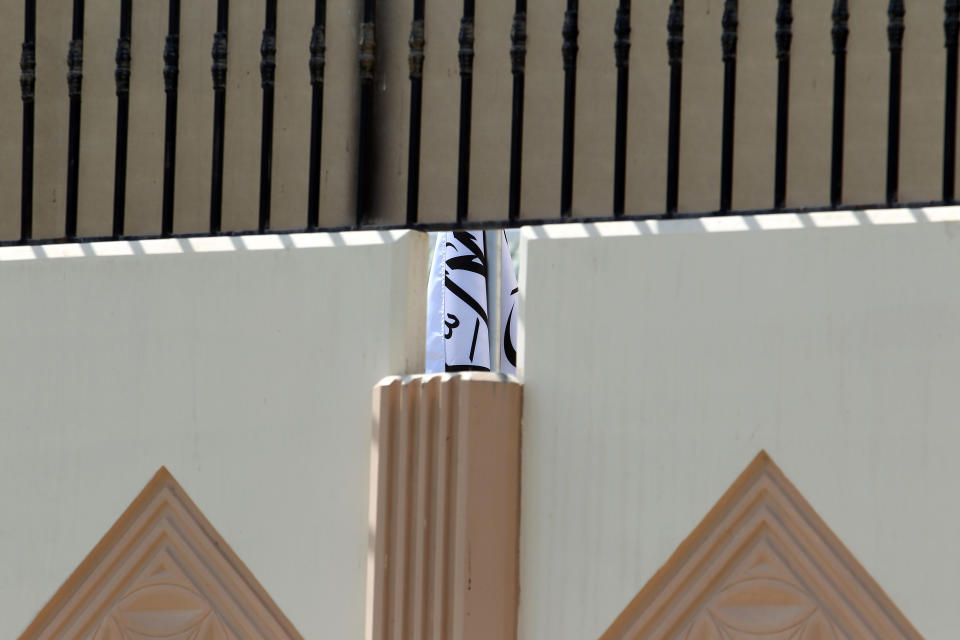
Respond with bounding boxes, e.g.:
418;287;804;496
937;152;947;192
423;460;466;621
20;468;300;639
601;451;921;639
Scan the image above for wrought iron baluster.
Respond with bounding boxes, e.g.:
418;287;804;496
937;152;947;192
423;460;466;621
666;0;684;216
945;0;959;201
258;0;278;232
613;0;630;217
886;0;904;205
719;0;738;214
65;0;85;239
407;1;425;224
830;0;849;208
774;0;792;209
457;0;475;223
20;0;36;241
356;1;376;227
112;0;132;237
210;0;229;233
307;0;326;228
508;0;527;222
162;0;180;236
560;0;579;217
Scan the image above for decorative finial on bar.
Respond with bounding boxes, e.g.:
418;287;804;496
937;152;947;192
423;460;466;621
511;11;527;75
211;31;228;90
459;15;475;76
115;37;131;96
561;6;579;71
832;0;849;55
721;0;738;62
409;19;425;78
776;0;792;61
359;21;376;81
667;0;684;66
309;24;326;86
260;29;276;88
163;34;179;93
20;43;35;102
888;0;905;52
614;2;631;70
67;39;83;97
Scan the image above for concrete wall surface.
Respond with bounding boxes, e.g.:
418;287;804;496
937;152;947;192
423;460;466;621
0;230;427;638
517;209;960;640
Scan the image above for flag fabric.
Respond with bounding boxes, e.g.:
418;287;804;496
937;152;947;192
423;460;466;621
499;230;519;376
425;230;518;375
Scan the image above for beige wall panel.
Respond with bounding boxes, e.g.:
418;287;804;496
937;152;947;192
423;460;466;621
519;0;565;220
221;0;263;232
571;0;618;218
122;0;166;237
786;0;832;208
624;2;669;217
731;0;776;212
468;0;514;223
518;209;960;639
269;2;313;231
173;1;216;234
32;0;72;239
678;2;723;214
0;230;428;639
318;1;359;228
76;0;118;238
418;0;461;224
0;2;24;241
899;2;943;204
368;0;412;225
843;1;886;206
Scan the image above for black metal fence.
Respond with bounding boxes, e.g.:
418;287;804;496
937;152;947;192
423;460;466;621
6;0;958;245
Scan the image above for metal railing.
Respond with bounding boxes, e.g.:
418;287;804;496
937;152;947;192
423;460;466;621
3;0;957;245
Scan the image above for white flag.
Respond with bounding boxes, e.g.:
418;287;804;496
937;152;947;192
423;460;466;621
499;230;519;376
425;230;518;375
425;231;491;373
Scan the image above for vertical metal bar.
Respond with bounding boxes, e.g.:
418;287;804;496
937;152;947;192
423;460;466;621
357;2;377;227
161;0;180;236
666;0;683;217
65;0;85;240
307;0;326;228
356;0;377;228
613;0;630;217
774;0;792;209
560;0;578;217
886;0;904;205
830;0;849;208
20;0;36;242
945;1;959;201
112;0;132;237
719;0;738;214
210;0;229;233
508;0;527;222
456;0;475;224
258;0;278;232
406;1;425;225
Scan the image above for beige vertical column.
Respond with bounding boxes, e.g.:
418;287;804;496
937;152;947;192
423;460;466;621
368;373;522;640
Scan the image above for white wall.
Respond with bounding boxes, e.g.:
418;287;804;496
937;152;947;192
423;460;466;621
0;231;427;638
517;209;960;640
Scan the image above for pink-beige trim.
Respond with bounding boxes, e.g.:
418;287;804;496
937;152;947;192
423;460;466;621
368;373;522;640
600;451;922;639
20;467;301;639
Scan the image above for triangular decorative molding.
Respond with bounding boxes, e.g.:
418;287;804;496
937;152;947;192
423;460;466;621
20;467;301;639
600;451;921;640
